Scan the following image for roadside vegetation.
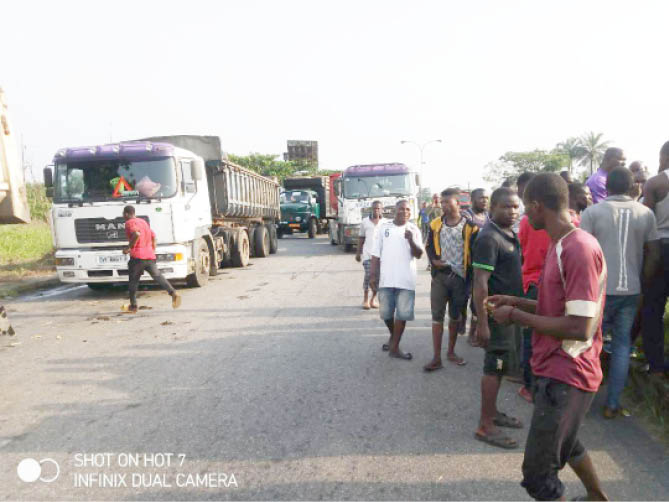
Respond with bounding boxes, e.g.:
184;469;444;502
0;184;54;289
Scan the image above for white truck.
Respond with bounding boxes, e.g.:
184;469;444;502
329;163;420;251
0;87;31;224
44;135;280;289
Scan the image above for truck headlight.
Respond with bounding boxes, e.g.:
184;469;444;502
156;253;183;262
55;257;74;266
295;216;302;222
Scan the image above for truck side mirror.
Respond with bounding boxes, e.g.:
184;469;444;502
43;166;53;187
191;159;204;181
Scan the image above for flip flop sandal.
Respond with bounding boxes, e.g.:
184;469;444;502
389;351;413;360
447;356;467;366
382;343;390;351
423;362;443;372
493;412;524;429
474;431;518;449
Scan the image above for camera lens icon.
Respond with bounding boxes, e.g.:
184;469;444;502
17;458;60;483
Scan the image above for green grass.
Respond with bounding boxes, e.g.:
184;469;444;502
26;183;50;222
0;223;54;279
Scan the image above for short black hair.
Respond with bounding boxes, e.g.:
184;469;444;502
440;187;460;200
568;182;587;199
371;200;382;207
395;199;409;208
660;141;669;158
123;205;135;216
606;167;634;195
471;188;486;199
524;173;568;211
501;178;515;188
517;172;535;187
490;187;516;208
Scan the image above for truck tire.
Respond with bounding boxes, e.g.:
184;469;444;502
231;230;250;267
308;218;317;239
254;224;270;257
268;224;278;254
186;238;210;287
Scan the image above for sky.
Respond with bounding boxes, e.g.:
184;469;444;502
3;0;669;191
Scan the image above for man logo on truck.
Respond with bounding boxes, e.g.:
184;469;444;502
95;222;125;231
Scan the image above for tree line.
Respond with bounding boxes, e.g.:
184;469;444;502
484;132;611;186
228;153;338;182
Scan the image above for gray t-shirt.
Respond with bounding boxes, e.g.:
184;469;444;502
580;195;659;295
439;217;466;278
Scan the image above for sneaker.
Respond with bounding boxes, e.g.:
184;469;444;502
172;294;182;309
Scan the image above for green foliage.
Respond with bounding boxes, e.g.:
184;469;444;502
578;132;610;176
553;137;587;172
26;183;50;222
0;223;54;279
228;153;336;182
484;150;570;186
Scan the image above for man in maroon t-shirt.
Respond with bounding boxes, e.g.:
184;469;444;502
123;205;181;313
486;174;609;501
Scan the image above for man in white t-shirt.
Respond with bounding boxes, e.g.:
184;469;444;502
370;199;425;360
356;201;386;310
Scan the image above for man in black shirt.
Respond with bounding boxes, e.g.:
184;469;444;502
472;187;524;449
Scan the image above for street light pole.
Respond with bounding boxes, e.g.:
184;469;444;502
400;139;442;197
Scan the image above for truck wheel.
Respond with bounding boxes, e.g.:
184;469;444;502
254;225;270;257
268;224;278;254
308;218;317;239
231;230;250;267
186;238;210;287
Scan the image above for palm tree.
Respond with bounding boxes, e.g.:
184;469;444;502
578;132;610;176
555;137;587;174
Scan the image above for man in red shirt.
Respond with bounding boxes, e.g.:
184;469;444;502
487;174;608;501
122;205;181;313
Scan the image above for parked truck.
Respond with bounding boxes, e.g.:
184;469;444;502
0;87;31;224
43;135;280;289
329;163;420;252
278;176;334;238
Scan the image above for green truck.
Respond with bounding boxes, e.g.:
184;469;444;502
278;176;333;239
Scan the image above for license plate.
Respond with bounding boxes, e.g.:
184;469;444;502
289;224;300;228
97;255;128;265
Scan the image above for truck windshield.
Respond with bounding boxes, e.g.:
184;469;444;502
281;190;311;204
54;157;177;202
343;174;411;199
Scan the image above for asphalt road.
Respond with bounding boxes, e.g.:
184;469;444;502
1;235;667;500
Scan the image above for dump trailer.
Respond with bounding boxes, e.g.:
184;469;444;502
44;135;279;289
0;87;30;224
279;176;334;238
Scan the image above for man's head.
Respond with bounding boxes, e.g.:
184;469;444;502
501;178;515;189
432;193;440;205
559;170;574;184
568;183;592;213
601;147;626;172
659;141;669;172
395;199;411;225
523;173;569;230
605;167;634;196
421;201;427;208
489;187;520;229
371;200;382;219
123;205;135;221
471;188;489;214
440;188;460;218
516;172;535;199
628;160;644;174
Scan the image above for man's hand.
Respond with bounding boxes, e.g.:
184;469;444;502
355;253;361;263
492;305;514;325
431;259;447;269
122;247;130;255
485;295;517;310
405;229;413;242
476;323;491;348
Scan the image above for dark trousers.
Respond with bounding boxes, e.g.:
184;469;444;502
128;258;175;307
522;283;539;390
641;239;669;373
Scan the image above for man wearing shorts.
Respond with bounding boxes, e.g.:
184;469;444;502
370;200;424;361
356;201;386;310
487;173;608;501
472;187;524;449
424;188;478;371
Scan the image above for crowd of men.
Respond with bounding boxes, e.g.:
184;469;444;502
356;142;669;501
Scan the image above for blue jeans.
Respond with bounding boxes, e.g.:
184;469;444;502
378;288;415;321
602;294;640;410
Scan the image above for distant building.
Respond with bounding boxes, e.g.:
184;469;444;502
284;140;318;166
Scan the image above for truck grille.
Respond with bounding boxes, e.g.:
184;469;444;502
74;216;149;244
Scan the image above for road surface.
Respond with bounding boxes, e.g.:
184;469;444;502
1;235;667;500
